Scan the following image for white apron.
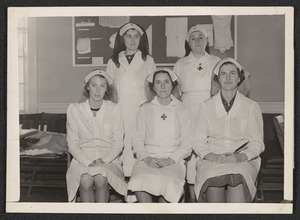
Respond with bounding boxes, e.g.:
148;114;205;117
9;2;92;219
66;100;127;202
193;91;265;201
127;96;192;202
106;50;156;176
173;52;220;184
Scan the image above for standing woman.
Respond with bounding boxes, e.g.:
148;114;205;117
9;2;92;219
127;69;192;203
106;23;156;176
173;25;221;202
193;58;264;202
66;70;127;202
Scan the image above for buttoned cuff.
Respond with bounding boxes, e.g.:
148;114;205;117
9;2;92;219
102;152;115;164
82;158;94;167
197;149;212;160
136;150;150;161
169;154;182;164
242;150;256;161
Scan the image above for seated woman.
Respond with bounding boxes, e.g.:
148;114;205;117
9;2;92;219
66;70;127;202
193;58;264;203
127;68;192;203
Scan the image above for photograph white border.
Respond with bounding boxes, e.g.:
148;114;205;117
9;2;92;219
7;6;294;214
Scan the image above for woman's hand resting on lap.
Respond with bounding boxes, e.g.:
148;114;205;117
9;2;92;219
220;153;247;163
89;158;104;167
143;157;161;168
157;158;175;167
204;153;247;163
143;157;175;168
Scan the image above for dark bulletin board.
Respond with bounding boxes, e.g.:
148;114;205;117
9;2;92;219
73;16;234;66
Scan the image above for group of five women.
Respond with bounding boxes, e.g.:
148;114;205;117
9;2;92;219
66;22;264;203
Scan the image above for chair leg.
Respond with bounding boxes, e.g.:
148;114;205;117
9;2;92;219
178;184;186;203
256;171;265;202
261;190;264;202
255;189;264;202
27;169;37;197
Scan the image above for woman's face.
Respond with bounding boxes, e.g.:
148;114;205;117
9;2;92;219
87;75;107;102
188;31;207;55
218;64;240;91
153;72;173;100
123;29;140;53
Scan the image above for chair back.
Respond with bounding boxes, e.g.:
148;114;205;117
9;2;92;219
273;115;284;155
19;113;43;130
42;113;67;133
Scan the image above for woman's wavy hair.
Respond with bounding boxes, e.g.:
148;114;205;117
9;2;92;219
213;61;245;86
82;74;114;101
111;23;150;68
149;70;178;93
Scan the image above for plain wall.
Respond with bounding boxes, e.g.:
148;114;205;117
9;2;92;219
37;17;95;103
36;15;285;106
236;15;285;102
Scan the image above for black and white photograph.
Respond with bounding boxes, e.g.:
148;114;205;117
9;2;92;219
6;6;294;213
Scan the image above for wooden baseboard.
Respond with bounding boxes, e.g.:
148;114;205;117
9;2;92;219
38;102;284;114
38;103;70;113
257;102;284;114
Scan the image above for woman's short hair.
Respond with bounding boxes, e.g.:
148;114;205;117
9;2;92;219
213;61;245;86
82;74;113;100
149;70;178;92
111;23;150;68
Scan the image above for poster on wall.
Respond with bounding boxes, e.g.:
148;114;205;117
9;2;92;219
72;15;233;66
7;6;294;215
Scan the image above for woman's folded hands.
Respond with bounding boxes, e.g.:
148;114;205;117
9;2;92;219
204;153;247;163
143;157;175;168
89;158;104;167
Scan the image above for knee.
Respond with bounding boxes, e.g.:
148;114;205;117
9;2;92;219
80;174;94;190
94;175;108;189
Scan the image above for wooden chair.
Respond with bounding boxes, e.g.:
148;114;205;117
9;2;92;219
42;113;67;133
19;113;43;131
256;114;284;202
273;115;284;156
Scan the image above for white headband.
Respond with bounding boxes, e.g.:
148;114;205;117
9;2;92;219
119;23;144;36
147;68;179;83
213;58;243;76
84;70;113;86
186;25;209;41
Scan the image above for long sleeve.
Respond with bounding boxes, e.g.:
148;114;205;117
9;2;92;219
211;77;221;96
168;108;192;163
148;56;157;76
101;105;124;163
132;106;150;161
173;60;181;78
106;60;119;103
237;71;250;96
242;103;265;160
106;59;116;80
144;57;157;101
67;104;94;167
192;104;211;159
173;61;183;96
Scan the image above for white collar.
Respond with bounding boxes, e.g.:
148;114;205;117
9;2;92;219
186;51;209;63
151;95;182;108
119;49;141;58
118;50;144;71
83;99;106;121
